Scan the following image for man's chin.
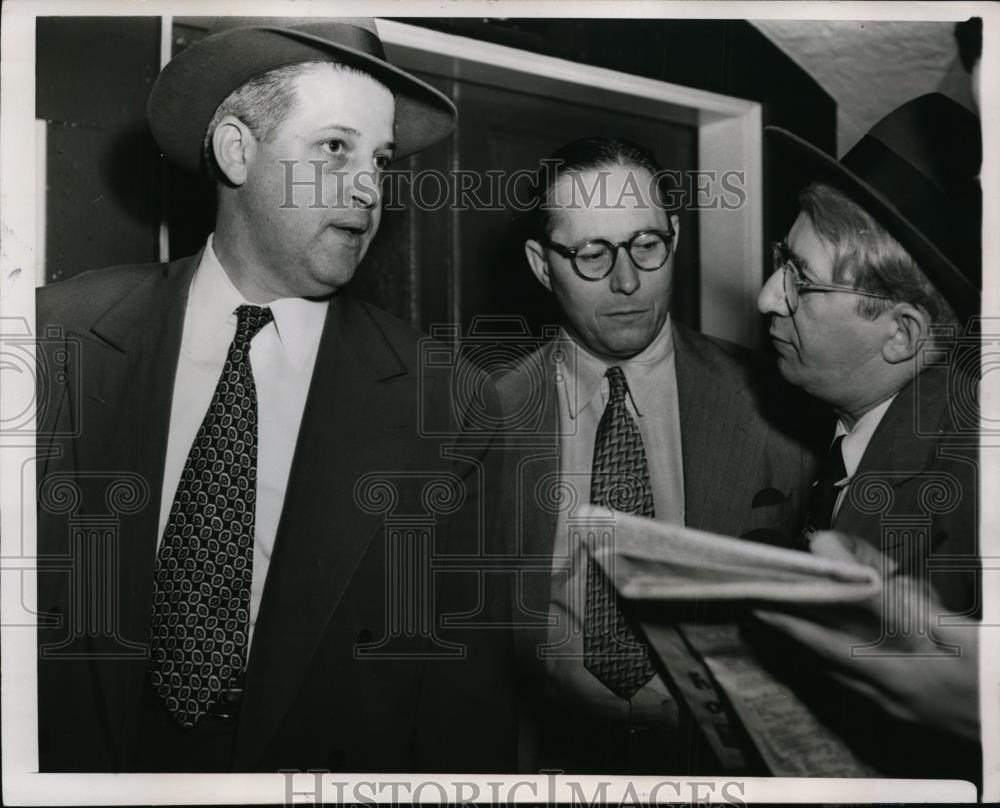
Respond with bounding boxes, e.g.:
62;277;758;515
775;353;803;386
302;264;359;298
596;334;656;361
599;317;666;353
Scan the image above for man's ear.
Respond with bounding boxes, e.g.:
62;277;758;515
882;302;930;364
525;239;552;292
669;214;680;251
212;115;256;186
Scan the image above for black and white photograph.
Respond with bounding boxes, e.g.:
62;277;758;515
0;0;995;804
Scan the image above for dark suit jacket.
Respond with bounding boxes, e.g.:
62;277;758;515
760;364;981;782
494;322;822;770
35;254;516;773
833;365;978;615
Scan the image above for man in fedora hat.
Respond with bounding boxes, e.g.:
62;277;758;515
35;17;514;773
753;93;982;780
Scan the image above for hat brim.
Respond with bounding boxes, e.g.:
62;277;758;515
766;126;980;317
149;25;457;174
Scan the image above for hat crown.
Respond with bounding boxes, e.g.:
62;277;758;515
208;16;379;38
203;17;385;60
850;93;981;201
148;15;456;174
766;93;982;316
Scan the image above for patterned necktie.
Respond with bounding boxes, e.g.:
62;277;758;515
804;434;847;538
148;304;273;727
584;365;656;699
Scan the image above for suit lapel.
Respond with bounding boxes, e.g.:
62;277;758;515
512;343;562;677
73;255;198;765
834;370;944;538
234;294;416;767
674;325;757;533
524;341;563;560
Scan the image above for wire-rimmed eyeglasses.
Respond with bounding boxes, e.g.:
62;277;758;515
541;229;675;281
772;241;894;314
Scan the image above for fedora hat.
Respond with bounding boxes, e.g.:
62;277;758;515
148;17;457;175
767;93;981;317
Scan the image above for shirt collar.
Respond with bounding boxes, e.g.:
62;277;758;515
558;312;674;419
835;394;897;479
185;234;328;369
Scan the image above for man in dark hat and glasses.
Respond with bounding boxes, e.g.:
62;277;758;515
35;17;514;774
754;93;982;781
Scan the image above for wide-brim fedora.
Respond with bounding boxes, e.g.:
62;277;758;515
148;17;457;175
767;93;981;317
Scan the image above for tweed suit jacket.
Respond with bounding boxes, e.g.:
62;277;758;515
494;322;821;769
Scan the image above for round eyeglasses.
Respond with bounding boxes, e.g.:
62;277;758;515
772;241;894;315
541;229;675;281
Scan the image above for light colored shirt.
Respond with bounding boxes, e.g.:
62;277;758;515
157;235;328;647
831;395;897;521
545;314;684;723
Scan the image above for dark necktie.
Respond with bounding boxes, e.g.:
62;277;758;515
804;434;847;537
148;304;273;727
584;365;656;699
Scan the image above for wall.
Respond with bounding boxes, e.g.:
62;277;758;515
35;16;835;340
36;17;163;282
752;19;975;156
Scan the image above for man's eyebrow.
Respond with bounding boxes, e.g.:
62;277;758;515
316;126;396;156
318;126;395;149
782;241;815;279
318;125;360;138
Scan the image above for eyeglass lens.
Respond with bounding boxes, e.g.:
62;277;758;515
575;232;670;278
781;265;799;313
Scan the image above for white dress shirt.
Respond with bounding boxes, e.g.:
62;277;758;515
545;314;684;722
157;235;328;647
831;395;897;521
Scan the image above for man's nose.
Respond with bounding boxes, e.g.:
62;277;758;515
608;246;639;294
346;163;382;210
757;268;790;316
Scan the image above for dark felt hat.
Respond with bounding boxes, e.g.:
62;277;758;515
767;93;981;317
148;17;457;174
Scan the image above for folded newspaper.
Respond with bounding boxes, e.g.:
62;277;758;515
578;504;883;776
579;504;881;604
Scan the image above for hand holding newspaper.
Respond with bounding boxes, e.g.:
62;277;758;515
577;504;885;776
579;504;882;604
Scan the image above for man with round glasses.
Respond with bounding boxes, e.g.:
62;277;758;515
538;229;675;281
755;94;981;781
497;136;818;774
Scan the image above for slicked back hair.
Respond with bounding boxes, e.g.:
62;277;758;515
529;136;668;238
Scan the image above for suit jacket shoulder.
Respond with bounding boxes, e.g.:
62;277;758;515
37;258;197;330
673;319;761;377
348;297;498;405
494;341;557;417
342;295;424;366
671;321;824;541
673;321;827;436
